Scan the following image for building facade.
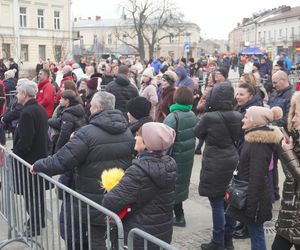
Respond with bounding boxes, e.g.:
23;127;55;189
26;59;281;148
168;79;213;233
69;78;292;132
228;26;244;53
73;16;202;60
0;0;72;75
229;5;300;63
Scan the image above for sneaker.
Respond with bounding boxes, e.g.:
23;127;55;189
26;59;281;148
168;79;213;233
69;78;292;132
201;241;224;250
173;215;186;227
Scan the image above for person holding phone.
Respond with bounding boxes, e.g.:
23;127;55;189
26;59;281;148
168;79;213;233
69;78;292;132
272;91;300;250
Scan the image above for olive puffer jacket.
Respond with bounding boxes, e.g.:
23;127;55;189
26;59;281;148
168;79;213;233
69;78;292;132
276;140;300;244
164;109;197;203
102;152;177;250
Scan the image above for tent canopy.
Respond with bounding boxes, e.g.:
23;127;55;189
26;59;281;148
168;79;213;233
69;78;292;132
239;47;265;55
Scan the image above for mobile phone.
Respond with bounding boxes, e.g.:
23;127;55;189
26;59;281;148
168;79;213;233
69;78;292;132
280;127;290;141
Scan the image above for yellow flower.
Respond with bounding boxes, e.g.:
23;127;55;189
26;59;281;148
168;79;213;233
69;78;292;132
100;168;125;192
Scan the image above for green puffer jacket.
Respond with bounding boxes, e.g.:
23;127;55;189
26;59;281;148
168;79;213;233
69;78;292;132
164;110;197;204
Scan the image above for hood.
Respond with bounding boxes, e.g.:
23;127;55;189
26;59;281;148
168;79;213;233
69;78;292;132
89;109;128;134
115;74;130;86
133;153;177;188
239;93;262;115
245;125;283;144
63;103;85;118
175;67;187;80
206;83;234;111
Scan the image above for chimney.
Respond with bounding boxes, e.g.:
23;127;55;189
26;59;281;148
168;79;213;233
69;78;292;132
74;17;77;22
96;16;101;21
88;17;91;20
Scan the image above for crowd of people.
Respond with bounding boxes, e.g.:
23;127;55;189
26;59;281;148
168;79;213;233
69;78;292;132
0;52;299;250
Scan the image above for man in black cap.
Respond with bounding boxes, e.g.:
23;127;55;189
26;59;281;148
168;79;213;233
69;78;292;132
127;96;153;135
214;67;230;85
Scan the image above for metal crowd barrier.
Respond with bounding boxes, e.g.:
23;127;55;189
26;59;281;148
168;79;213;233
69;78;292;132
127;228;178;250
0;145;125;249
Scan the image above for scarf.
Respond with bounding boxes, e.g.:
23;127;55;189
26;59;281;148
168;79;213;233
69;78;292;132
169;103;192;113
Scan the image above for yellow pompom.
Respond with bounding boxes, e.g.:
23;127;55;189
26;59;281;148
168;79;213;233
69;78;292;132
100;168;125;192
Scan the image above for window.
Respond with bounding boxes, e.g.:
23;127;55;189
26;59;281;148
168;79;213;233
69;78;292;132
2;44;10;59
258;32;261;39
20;7;27;27
268;30;271;39
93;35;97;44
54;45;62;63
279;29;282;37
291;27;295;37
38;45;46;60
21;45;29;61
37;9;44;29
108;34;112;44
54;11;60;30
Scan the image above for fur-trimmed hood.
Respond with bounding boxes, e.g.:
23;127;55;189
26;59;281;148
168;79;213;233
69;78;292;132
245;125;283;144
288;92;300;132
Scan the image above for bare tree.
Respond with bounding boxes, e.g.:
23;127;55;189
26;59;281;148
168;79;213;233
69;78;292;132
116;0;184;60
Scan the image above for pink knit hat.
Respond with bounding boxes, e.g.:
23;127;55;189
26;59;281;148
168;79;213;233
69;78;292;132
246;106;283;127
141;122;175;151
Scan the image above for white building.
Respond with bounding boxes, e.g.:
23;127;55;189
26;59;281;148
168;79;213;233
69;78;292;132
0;0;72;76
235;5;300;63
73;16;202;60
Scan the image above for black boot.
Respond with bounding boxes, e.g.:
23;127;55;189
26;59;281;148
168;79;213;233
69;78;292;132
233;224;249;239
224;235;234;250
201;241;224;250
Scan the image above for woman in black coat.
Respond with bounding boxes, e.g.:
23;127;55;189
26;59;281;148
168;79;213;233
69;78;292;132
48;90;86;153
272;92;300;250
195;83;242;250
102;122;177;250
226;106;283;250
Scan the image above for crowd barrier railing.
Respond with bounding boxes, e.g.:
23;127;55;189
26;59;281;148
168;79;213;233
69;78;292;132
127;228;178;250
0;145;125;250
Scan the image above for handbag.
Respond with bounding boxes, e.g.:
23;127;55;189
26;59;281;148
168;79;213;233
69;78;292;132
225;175;248;210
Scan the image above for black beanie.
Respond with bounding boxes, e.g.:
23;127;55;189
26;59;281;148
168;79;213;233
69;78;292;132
216;67;228;79
127;97;151;119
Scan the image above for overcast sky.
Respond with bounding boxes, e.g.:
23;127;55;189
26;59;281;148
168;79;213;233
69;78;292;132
72;0;300;40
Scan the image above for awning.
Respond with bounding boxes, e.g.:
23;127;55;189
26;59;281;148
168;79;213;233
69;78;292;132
239;47;265;55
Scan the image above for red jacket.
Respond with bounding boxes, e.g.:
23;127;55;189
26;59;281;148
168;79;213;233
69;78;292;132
37;78;55;118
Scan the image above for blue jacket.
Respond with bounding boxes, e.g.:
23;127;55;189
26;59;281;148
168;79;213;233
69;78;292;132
175;67;194;91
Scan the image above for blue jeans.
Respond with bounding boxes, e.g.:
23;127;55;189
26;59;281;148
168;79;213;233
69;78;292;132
208;197;236;245
247;224;266;250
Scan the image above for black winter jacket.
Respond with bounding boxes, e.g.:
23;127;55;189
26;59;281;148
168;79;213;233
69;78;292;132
195;83;243;197
13;99;49;195
102;152;177;249
105;74;139;117
226;126;283;225
268;85;294;129
48;103;86;152
34;109;135;225
276;140;300;244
